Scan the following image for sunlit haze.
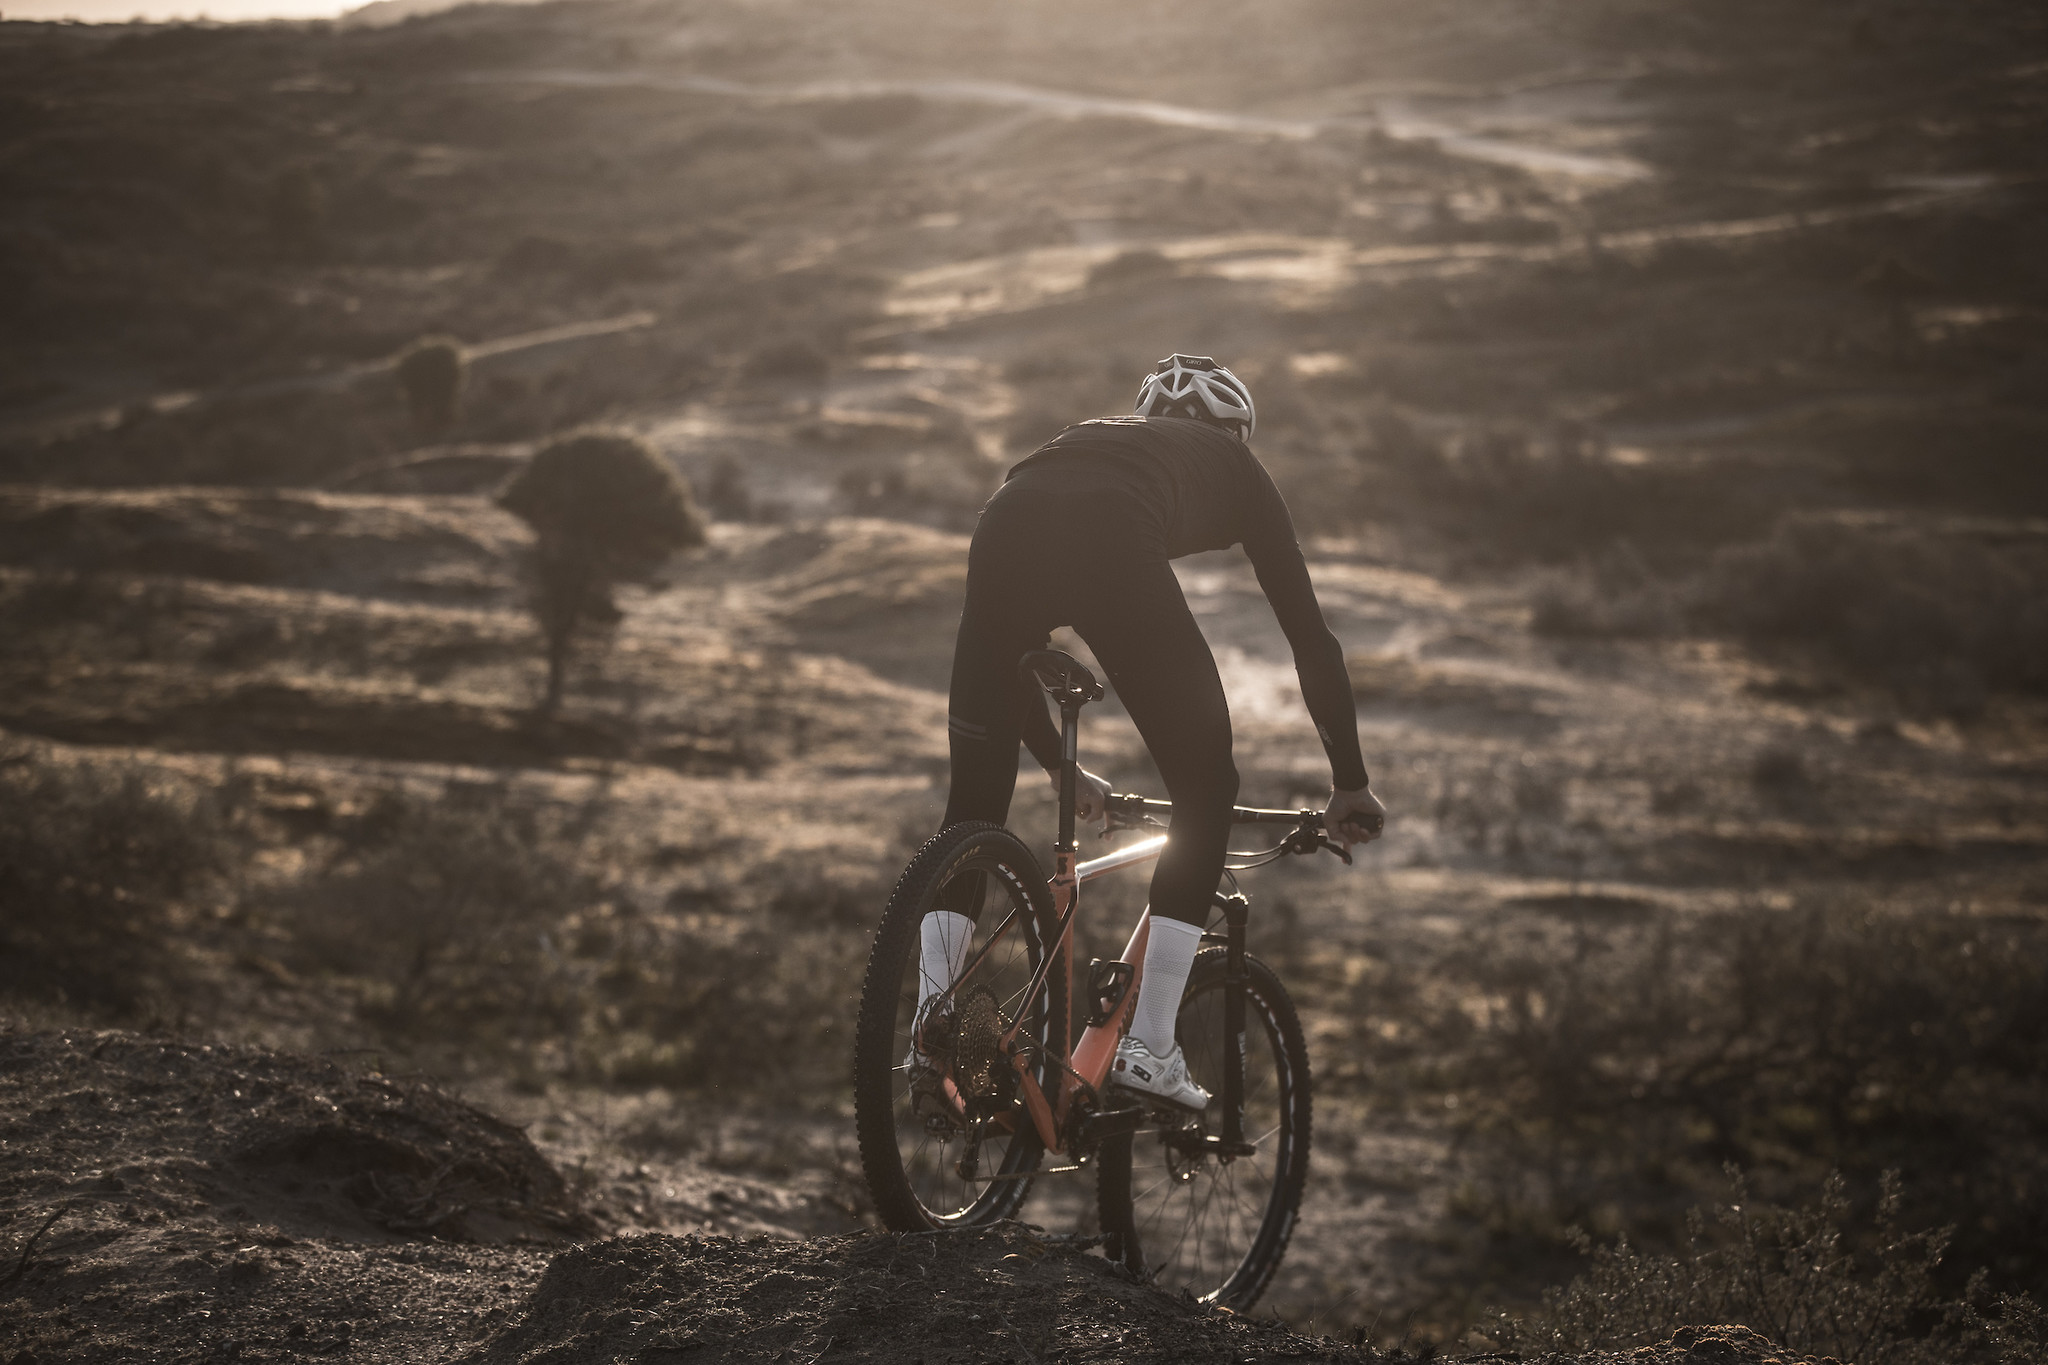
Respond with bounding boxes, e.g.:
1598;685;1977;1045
6;0;347;18
2;0;2044;1358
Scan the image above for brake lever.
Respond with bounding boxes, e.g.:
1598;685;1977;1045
1319;835;1354;866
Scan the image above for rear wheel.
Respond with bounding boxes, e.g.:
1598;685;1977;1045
853;822;1067;1229
1096;947;1311;1310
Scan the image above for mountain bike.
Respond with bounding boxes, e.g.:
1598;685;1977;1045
853;649;1354;1310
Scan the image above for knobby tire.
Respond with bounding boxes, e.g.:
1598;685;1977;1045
853;821;1067;1230
1095;947;1311;1311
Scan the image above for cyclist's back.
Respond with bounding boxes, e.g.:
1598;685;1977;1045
1007;414;1276;561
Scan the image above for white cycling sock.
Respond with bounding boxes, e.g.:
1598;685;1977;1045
917;910;976;1013
1131;915;1204;1056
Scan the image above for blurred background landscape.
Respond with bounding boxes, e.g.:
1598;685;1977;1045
2;0;2045;1355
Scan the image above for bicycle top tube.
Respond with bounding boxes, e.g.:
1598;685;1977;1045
1076;834;1168;884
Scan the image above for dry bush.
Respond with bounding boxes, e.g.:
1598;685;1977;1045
1364;419;1761;566
1692;515;2048;716
0;749;225;1012
277;780;882;1098
558;900;871;1092
1495;1170;2043;1365
282;783;608;1032
1344;899;2048;1304
1531;513;2048;715
395;335;465;436
1528;544;1684;639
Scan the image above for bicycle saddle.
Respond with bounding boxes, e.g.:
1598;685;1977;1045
1018;649;1104;705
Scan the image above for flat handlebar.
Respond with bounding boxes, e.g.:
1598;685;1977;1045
1105;793;1319;826
1103;792;1353;864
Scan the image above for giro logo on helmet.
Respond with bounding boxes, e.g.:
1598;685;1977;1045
1133;353;1257;441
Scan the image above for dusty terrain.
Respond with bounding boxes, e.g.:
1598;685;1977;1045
1;1026;1857;1364
2;0;2045;1357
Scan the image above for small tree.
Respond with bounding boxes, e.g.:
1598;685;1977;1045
396;335;466;435
498;431;706;712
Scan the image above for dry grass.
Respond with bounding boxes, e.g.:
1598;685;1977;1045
1321;895;2048;1316
1493;1170;2046;1365
0;746;225;1012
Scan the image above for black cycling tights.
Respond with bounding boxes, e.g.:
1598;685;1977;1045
942;483;1238;927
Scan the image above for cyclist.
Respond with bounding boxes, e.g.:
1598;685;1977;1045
916;354;1385;1111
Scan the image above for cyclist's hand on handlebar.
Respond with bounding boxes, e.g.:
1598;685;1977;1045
1050;766;1115;829
1325;785;1386;849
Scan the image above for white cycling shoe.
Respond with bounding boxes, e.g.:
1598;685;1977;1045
903;1003;944;1083
1109;1036;1211;1111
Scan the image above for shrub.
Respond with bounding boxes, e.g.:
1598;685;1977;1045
497;430;706;711
1335;897;2048;1301
395;335;466;436
1528;544;1683;638
283;783;604;1032
0;750;224;1012
276;780;878;1095
1493;1170;2027;1365
1692;515;2048;715
1364;420;1760;566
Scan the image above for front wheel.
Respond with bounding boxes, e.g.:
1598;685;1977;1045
853;821;1066;1230
1096;947;1311;1311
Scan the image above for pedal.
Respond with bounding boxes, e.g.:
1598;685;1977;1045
955;1126;984;1182
1073;1101;1149;1150
1085;958;1135;1028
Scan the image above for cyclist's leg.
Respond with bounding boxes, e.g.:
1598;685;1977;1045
1076;558;1239;929
1075;561;1238;1065
920;491;1062;1033
940;604;1043;842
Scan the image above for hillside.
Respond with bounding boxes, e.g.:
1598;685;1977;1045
2;0;2045;1356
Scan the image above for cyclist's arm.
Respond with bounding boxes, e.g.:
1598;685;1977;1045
1240;460;1371;793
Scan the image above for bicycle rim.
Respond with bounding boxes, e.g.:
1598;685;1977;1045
1097;949;1310;1309
854;823;1062;1229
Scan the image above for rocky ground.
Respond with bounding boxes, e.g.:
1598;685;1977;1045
1;1026;1837;1365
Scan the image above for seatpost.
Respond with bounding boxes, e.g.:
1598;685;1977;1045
1055;699;1081;854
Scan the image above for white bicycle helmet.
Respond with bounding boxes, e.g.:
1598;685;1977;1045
1134;353;1256;440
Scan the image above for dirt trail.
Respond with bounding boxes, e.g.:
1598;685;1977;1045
464;69;1652;182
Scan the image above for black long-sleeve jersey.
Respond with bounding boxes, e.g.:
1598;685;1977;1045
1002;415;1369;791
